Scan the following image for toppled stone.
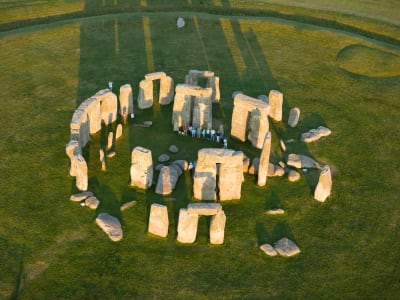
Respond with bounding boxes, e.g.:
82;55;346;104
314;165;332;202
85;196;100;210
260;244;278;256
274;166;285;176
148;203;169;237
301;126;331;143
267;163;276;177
280;139;286;152
287;154;320;169
120;201;137;211
278;161;286;168
274;237;300;257
265;209;285;215
288;170;301;182
168;145;179;153
158;154;170;162
95;213;123;242
107;151;116;158
267;164;284;177
288;107;300;127
187;203;222;216
70;191;93;202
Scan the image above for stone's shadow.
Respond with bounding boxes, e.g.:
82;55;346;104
256;222;270;246
10;245;25;300
271;221;295;243
95;183;123;223
264;189;282;211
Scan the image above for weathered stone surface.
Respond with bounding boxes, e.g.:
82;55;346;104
158;154;170;162
268;90;283;121
75;97;102;135
130;146;153;189
66;140;81;176
116;124;123;139
274;237;300;257
258;132;271;186
177;17;185;28
279;161;286;168
267;163;276;177
207;75;220;103
210;211;226;245
155;166;180;195
137;79;153;109
99;148;105;163
95;213;123;242
187;203;222;216
120;201;137;211
148;203;169;237
314;165;332;202
177;208;199;243
243;155;251;173
288;107;300;127
95;89;118;126
70;191;93;202
265;209;285;215
101;160;107;171
287;154;320;169
288;170;301;182
107;132;113;150
170;164;183;176
172;160;188;171
219;156;244;200
85;196;100;210
280;139;286;152
168;145;179;153
73;154;88;191
274;166;285;176
260;244;278;256
119;84;134;115
301;126;332;143
159;75;174;105
249;157;260;175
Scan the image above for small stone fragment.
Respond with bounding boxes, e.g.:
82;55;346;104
158;154;170;162
265;209;285;215
85;196;100;210
288;107;300;127
120;201;137;211
95;213;123;242
70;191;93;202
168;145;179;153
260;244;278;256
288;170;301;182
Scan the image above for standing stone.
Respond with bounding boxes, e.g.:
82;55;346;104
148;203;169;237
155;166;180;195
177;17;185;28
116;124;123;139
268;90;283;121
314;165;332;202
218;152;244;201
210;210;226;245
288;170;301;182
96;90;118;126
137;79;153;109
193;164;217;200
95;213;123;242
107;132;113;150
73;154;88;191
130;146;153;189
243;155;251;173
177;209;199;243
159;75;174;105
119;84;134;115
288;107;300;127
66;140;80;176
258;132;272;186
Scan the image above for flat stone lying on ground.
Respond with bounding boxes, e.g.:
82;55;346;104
301;126;331;143
288;170;301;182
158;154;170;162
265;209;285;215
70;191;93;202
274;237;300;257
260;243;278;256
95;213;123;242
85;196;100;210
168;145;179;153
148;203;169;237
314;165;332;202
120;200;137;211
287;153;320;169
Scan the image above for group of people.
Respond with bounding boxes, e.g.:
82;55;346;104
176;124;228;149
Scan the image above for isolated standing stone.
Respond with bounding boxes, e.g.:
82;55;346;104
158;153;170;162
130;146;153;189
137;79;153;109
148;203;169;237
288;107;300;127
274;237;300;257
260;244;278;256
314;165;332;202
95;213;123;242
177;209;199;243
258;132;271;186
210;210;226;245
268;90;283;121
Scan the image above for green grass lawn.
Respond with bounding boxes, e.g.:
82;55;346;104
1;1;399;299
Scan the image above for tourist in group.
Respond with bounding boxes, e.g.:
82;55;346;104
202;128;206;139
191;127;196;138
188;162;194;176
206;129;210;140
223;138;228;149
196;127;202;138
108;81;113;91
210;128;216;141
216;131;221;143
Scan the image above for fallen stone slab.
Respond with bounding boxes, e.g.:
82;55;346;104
158;154;170;162
120;200;137;211
260;244;278;256
274;237;300;257
168;145;179;153
70;191;93;202
265;209;285;215
85;196;100;210
288;170;301;182
288;107;300;128
187;203;222;216
95;213;123;242
287;154;320;169
301;126;331;143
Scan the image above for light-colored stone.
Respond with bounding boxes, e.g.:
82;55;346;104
177;17;185;28
159;75;174;105
187;203;222;216
155;166;180;195
288;170;301;182
95;213;123;242
267;163;276;177
85;196;100;210
287;154;320;169
274;237;300;257
99;149;105;163
280;139;286;152
130;146;153;189
158;153;170;162
120;201;137;211
172;160;189;171
210;211;226;244
288;107;300;127
66;140;81;176
258;132;271;186
143;121;153;126
278;161;286;168
243;155;251;173
260;243;278;256
101;160;107;171
95;89;118;126
248;157;260;175
119;84;134;115
265;209;285;215
148;203;169;237
274;166;285;176
116;124;123;139
314;165;332;202
137;79;153;109
107;132;113;150
177;209;199;243
301;126;332;143
70;191;93;202
73;154;88;191
268;90;283;121
168;145;179;153
107;151;116;158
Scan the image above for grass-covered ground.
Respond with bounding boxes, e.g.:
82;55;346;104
1;1;399;299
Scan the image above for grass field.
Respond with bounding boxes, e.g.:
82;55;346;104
1;1;399;299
